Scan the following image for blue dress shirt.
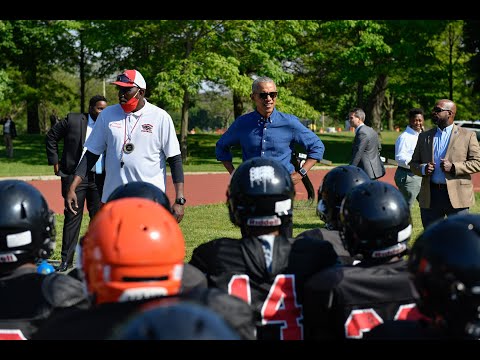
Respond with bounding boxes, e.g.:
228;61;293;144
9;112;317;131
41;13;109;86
215;108;325;173
430;124;453;184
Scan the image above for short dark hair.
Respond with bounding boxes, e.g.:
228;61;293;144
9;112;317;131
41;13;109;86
89;95;107;108
408;108;424;119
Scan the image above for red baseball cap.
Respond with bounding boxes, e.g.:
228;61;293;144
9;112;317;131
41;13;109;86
112;69;146;89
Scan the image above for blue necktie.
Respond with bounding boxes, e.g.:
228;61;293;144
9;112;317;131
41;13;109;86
261;240;272;272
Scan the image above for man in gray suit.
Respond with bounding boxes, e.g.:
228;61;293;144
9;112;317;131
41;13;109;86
348;107;385;180
410;99;480;229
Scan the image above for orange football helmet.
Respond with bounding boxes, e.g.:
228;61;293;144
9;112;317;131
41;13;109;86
80;197;185;304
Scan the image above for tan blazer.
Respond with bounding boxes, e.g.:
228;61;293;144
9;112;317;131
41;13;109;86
410;124;480;209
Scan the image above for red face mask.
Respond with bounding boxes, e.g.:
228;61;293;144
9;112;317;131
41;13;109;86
121;89;140;113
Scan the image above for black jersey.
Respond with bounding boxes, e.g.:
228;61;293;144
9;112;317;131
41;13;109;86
0;267;89;340
363;319;442;340
296;227;354;265
189;235;338;340
32;287;255;340
303;259;421;340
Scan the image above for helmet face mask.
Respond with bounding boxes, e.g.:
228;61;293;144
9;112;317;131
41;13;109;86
339;181;411;260
227;157;295;230
81;197;185;304
0;180;56;272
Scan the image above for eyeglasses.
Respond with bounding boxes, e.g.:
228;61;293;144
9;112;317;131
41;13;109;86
257;92;278;100
432;107;450;113
116;74;140;88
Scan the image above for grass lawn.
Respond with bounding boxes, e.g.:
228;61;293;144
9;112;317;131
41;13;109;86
0;130;477;263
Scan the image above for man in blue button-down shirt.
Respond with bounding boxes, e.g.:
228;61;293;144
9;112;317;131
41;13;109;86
216;76;325;186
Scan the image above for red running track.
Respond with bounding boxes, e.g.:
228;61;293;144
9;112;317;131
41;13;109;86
26;167;480;214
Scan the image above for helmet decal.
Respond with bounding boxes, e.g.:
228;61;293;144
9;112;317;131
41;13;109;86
249;165;277;191
6;231;32;247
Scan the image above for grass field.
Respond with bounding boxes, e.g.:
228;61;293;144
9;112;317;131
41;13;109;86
0;130;476;263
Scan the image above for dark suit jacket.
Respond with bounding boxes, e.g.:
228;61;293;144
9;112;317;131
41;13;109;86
45;113;89;176
350;124;385;180
410;124;480;209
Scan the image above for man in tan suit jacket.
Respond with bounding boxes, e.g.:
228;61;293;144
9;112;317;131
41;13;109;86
410;99;480;229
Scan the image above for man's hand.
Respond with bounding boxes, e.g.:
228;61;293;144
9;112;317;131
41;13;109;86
172;203;184;223
291;171;303;185
66;189;79;215
440;158;454;173
425;162;436;175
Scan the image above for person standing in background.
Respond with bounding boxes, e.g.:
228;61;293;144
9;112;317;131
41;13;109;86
1;115;17;158
348;107;385;180
46;95;108;272
215;76;324;183
394;108;425;208
215;76;325;236
410;99;480;229
65;69;186;223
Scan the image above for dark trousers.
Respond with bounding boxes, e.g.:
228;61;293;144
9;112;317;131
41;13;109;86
61;172;104;265
420;184;469;229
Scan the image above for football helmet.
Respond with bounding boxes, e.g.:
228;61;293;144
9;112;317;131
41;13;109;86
339;181;412;260
80;197;185;304
317;165;370;229
227;157;295;230
408;214;480;338
106;181;171;211
0;180;56;272
111;302;240;340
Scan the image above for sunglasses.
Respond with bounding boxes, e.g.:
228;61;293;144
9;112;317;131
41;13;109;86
116;74;140;88
432;107;450;113
257;92;278;100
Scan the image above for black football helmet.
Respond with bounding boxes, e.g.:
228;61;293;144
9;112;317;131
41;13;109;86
227;157;295;231
106;181;171;211
0;180;56;272
339;181;411;260
111;302;241;340
408;214;480;338
317;165;370;229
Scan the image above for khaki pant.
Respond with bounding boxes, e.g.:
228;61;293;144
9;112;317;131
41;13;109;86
4;134;13;158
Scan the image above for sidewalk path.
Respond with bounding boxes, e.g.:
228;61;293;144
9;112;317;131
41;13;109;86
12;167;480;214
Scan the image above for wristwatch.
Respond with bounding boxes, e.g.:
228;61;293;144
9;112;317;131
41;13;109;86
175;197;187;205
298;168;308;178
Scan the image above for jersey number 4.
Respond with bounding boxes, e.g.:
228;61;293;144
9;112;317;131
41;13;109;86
228;274;303;340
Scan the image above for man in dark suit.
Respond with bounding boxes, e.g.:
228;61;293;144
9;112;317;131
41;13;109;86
348;107;385;180
45;95;107;272
410;99;480;229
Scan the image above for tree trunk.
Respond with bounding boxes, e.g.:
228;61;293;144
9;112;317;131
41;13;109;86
180;88;190;162
26;67;40;134
384;92;395;131
233;90;244;123
367;74;388;133
79;31;86;114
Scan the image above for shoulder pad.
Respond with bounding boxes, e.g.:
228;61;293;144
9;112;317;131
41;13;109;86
41;273;89;309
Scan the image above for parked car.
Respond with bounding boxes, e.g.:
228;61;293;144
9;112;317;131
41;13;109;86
454;120;480;141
